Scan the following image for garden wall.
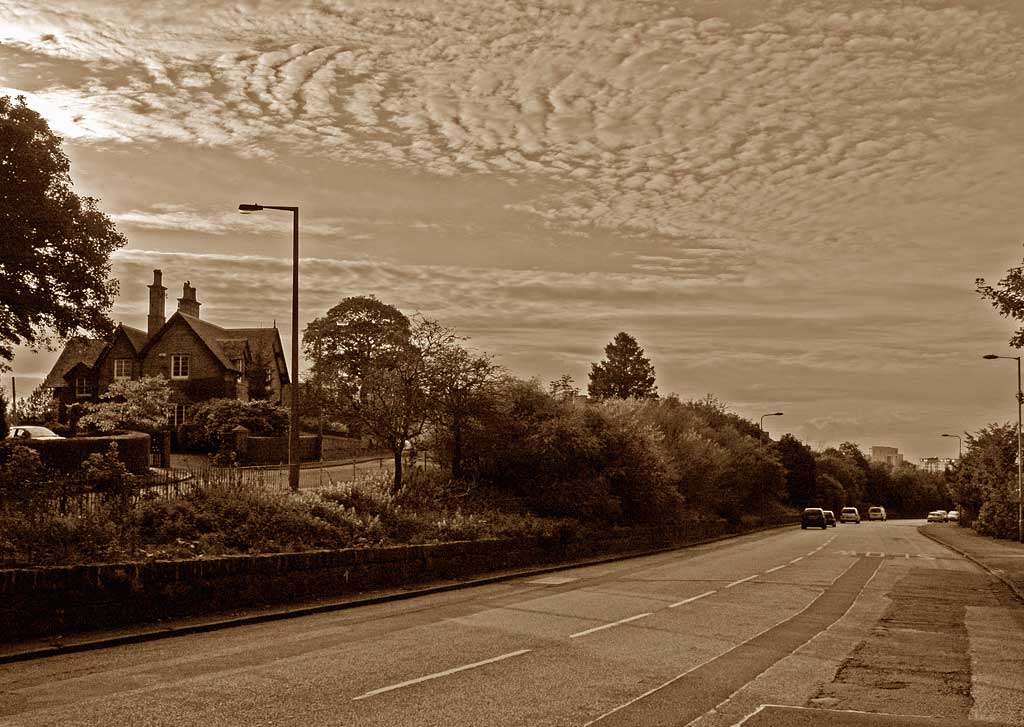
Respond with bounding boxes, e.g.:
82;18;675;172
0;517;795;643
239;434;321;465
20;432;151;475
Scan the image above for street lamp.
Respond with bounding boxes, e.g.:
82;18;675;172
240;203;300;492
982;354;1022;543
759;412;784;523
941;433;962;458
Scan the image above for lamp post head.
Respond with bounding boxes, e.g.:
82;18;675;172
771;411;784;416
238;203;263;212
983;354;1001;360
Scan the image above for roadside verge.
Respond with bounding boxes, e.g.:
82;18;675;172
918;524;1024;604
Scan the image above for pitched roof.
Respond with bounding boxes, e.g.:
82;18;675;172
41;337;107;388
121;325;149;352
218;338;250;362
226;327;290;384
175;313;240;372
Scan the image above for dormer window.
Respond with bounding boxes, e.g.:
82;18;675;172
171;353;190;379
113;358;132;381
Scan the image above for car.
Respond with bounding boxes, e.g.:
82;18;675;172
867;506;887;522
947;510;960;522
823;510;837;527
6;425;63;440
839;507;860;524
927;510;948;523
801;507;828;530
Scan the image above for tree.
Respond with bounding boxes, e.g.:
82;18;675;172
430;343;503;480
0;389;8;439
78;376;173;433
246;351;273;401
549;374;579;401
16;384;58;426
950;422;1017;528
587;332;657;400
977;256;1024;348
302;296;411;404
355;316;454;493
0;95;127;370
776;433;817;508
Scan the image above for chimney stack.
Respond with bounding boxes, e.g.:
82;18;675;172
147;269;166;337
177;281;201;318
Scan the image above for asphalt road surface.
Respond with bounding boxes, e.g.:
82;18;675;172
2;520;1022;726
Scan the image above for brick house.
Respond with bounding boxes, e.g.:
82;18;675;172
42;270;290;427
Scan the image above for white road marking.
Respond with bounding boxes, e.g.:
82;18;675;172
570;612;652;639
526;576;579;585
765;565;786;573
790;557;803;563
669;590;716;608
725;574;758;588
352;649;532;700
585;561;861;727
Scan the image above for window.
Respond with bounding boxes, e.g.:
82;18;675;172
75;376;91;397
113;358;131;380
167;404;189;428
171;354;190;379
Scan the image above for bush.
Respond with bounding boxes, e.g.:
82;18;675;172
21;432;151;474
182;399;289;454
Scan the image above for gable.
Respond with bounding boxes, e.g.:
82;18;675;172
42;337;106;388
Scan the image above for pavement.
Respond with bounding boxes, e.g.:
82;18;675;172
919;522;1024;602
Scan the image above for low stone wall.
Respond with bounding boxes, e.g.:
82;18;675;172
240;434;321;465
0;517;795;643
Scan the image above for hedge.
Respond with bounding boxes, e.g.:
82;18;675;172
21;432;151;475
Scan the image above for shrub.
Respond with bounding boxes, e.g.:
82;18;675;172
21;432;151;474
183;399;289;454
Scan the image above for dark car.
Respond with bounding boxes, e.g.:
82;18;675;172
801;507;828;530
823;510;837;527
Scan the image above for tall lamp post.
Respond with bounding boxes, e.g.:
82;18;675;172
759;412;784;523
240;203;300;492
941;433;962;459
982;354;1023;543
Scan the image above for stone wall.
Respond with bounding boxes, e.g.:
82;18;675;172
0;518;794;643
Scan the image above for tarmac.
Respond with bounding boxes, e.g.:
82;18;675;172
919;521;1024;603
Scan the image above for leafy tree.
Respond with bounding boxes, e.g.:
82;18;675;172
587;332;657;400
17;384;59;426
246;351;273;401
776;434;817;508
0;389;8;439
549;374;580;401
949;422;1017;528
977;258;1024;347
0;95;126;370
303;296;411;404
78;375;172;433
429;342;503;480
183;398;289;454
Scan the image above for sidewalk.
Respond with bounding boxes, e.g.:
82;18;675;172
919;522;1024;602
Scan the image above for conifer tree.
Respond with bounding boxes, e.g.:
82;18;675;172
587;332;658;400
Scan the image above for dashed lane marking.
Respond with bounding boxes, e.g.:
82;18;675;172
790;557;803;564
352;649;532;700
669;590;716;609
570;612;652;639
725;575;759;589
765;565;786;573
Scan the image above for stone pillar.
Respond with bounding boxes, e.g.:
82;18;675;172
231;425;250;464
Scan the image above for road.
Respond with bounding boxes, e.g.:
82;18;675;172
2;521;1022;726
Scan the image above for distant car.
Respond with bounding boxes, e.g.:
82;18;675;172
947;510;960;522
801;507;828;530
839;507;861;524
867;506;887;522
823;510;837;527
6;426;63;440
927;510;948;523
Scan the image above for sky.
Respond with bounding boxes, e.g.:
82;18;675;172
2;0;1023;462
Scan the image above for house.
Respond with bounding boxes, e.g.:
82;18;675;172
42;270;290;426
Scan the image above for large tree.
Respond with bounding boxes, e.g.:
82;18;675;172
776;433;817;508
977;259;1024;348
0;95;126;370
587;332;658;400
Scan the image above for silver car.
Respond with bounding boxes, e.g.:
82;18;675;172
7;425;63;440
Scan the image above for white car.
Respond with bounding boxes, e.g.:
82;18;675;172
839;507;860;524
867;506;887;522
926;510;948;523
946;510;960;522
7;425;63;440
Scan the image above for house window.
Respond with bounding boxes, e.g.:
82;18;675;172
113;358;132;381
171;354;190;379
167;404;189;428
75;376;91;398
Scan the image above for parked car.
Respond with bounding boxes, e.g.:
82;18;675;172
801;507;828;530
823;510;837;527
927;510;948;523
867;506;887;522
6;425;63;440
947;510;960;522
839;507;860;524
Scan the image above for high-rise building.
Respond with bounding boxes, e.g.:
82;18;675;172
871;446;904;467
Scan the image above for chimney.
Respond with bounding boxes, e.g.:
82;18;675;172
147;269;166;337
177;281;201;318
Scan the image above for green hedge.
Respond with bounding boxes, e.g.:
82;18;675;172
22;432;151;475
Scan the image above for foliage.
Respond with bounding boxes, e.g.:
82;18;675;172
0;95;126;370
78;375;172;433
246;351;274;401
0;388;7;439
587;332;658;400
976;259;1024;348
776;434;817;508
549;374;579;401
0;442;47;514
16;384;59;426
181;398;289;453
948;422;1018;531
